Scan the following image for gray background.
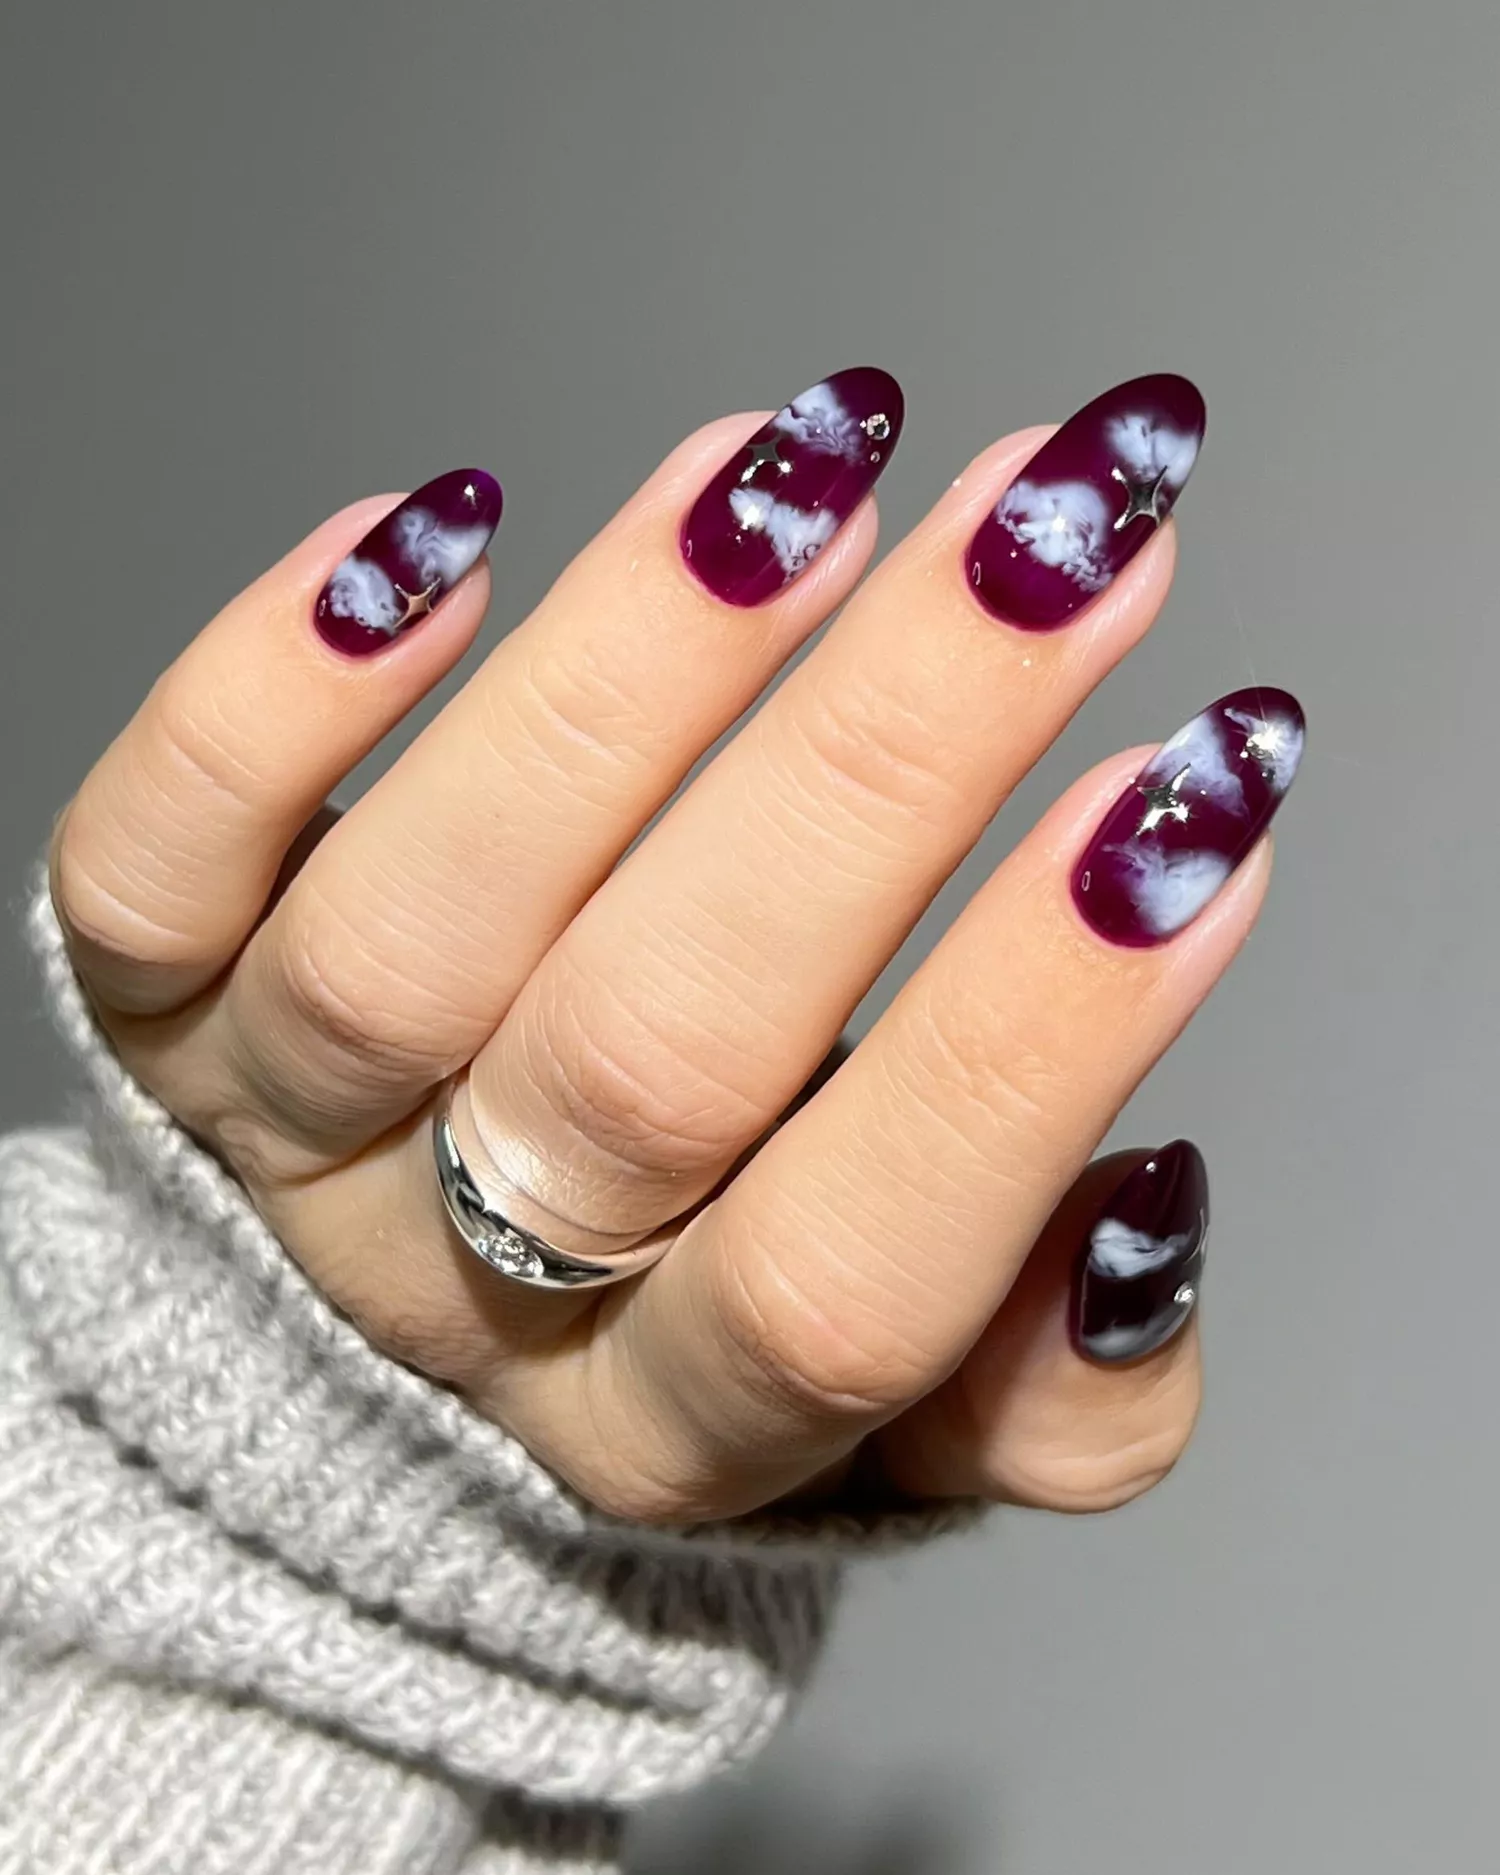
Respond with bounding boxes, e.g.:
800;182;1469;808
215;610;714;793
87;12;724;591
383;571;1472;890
1;3;1491;1870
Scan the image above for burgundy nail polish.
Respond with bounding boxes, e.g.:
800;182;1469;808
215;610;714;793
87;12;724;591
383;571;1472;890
1072;686;1305;947
1072;1141;1208;1365
315;468;503;657
680;367;903;606
966;374;1205;629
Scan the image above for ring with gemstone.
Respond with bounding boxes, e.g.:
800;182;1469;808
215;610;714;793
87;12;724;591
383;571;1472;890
432;1079;670;1291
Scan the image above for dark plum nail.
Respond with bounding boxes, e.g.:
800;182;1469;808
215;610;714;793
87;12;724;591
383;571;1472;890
1072;686;1305;947
680;367;903;606
966;374;1205;629
1072;1141;1209;1365
315;468;503;657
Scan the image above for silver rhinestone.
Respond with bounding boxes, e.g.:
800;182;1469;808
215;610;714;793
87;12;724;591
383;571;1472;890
1174;1282;1197;1307
480;1233;545;1281
862;412;892;441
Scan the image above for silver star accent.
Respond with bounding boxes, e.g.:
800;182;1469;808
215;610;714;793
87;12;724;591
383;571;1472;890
740;436;793;484
390;578;441;631
1112;464;1171;531
1135;764;1193;835
861;412;892;442
1173;1282;1197;1307
462;481;481;507
1241;720;1285;773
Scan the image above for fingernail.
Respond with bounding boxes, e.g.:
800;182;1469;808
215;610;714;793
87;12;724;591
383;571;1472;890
681;367;903;606
965;374;1205;629
1072;1141;1209;1365
315;468;503;657
1072;686;1305;947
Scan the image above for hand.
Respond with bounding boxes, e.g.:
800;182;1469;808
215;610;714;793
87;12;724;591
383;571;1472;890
51;371;1300;1523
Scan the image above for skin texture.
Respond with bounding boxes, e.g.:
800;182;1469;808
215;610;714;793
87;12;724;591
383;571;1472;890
52;381;1291;1525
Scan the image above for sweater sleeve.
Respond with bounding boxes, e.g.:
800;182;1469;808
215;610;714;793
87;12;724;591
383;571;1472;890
0;877;981;1875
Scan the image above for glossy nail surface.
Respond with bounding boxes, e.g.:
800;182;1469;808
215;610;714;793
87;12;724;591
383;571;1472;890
681;367;903;606
315;468;503;657
1072;686;1305;947
1072;1141;1209;1364
966;374;1205;629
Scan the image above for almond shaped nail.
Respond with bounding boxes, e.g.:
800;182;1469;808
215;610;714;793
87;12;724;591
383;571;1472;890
1073;1140;1209;1365
680;367;903;606
315;468;503;657
966;374;1205;629
1072;686;1306;948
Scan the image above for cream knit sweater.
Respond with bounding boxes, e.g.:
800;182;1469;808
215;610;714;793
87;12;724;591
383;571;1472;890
0;880;976;1873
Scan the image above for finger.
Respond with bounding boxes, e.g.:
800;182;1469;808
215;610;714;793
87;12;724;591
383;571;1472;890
583;689;1300;1517
225;371;898;1154
53;472;502;1014
243;1034;859;1416
873;1148;1206;1510
464;380;1200;1248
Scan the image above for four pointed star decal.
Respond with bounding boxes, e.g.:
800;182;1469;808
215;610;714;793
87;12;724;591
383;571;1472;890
740;436;794;485
1111;463;1172;532
1135;764;1194;836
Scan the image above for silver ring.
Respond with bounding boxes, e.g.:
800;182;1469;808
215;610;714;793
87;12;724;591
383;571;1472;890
433;1081;669;1290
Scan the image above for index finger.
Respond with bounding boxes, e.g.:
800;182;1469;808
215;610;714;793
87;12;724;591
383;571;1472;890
54;474;502;1014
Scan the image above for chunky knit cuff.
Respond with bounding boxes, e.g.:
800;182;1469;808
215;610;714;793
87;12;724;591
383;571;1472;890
0;1639;623;1874
0;874;980;1873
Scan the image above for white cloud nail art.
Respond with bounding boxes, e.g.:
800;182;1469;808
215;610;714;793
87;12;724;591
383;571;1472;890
1225;706;1306;795
324;555;402;634
1099;843;1233;937
1155;713;1249;815
728;486;838;574
391;509;493;591
1105;413;1200;490
995;478;1113;592
995;411;1199;594
1088;1217;1198;1279
1083;1320;1188;1360
771;380;868;463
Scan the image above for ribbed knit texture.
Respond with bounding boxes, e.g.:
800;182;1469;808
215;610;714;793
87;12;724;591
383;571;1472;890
0;876;980;1872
